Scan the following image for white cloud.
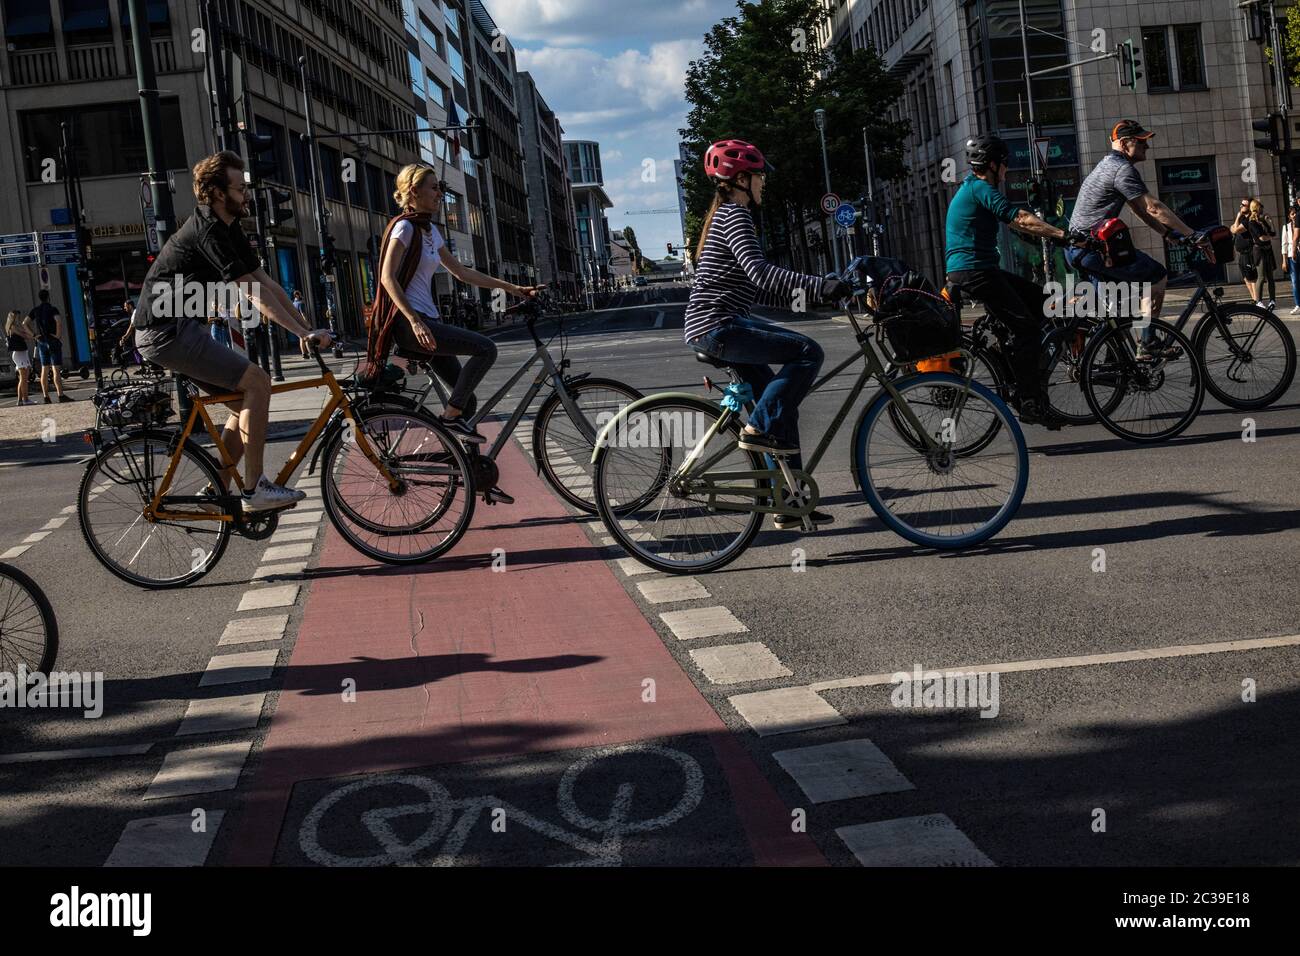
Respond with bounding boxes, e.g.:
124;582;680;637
492;0;729;47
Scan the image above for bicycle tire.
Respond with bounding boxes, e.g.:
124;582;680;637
593;395;766;575
1082;318;1204;443
1193;306;1297;410
854;373;1028;549
0;561;58;674
78;430;231;589
533;376;644;513
320;406;477;564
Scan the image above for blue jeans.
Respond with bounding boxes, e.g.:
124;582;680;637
688;316;824;461
1288;258;1300;308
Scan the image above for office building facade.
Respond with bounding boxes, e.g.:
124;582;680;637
564;139;614;291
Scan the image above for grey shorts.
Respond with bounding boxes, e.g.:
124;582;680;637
136;318;251;395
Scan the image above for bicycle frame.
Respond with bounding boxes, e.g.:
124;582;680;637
145;359;397;525
666;306;977;518
401;316;602;465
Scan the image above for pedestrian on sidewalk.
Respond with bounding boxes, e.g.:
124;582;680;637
1283;206;1300;315
1231;199;1258;304
6;309;35;405
1246;198;1277;309
28;290;70;403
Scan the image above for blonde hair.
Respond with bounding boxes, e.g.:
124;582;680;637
694;176;752;260
5;310;21;338
1248;198;1264;221
393;164;440;212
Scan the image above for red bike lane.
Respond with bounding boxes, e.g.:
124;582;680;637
221;431;824;866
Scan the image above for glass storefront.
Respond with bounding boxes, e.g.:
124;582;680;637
1158;159;1223;281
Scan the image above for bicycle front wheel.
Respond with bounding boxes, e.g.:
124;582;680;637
1082;318;1204;443
854;374;1028;549
533;376;643;513
593;396;765;574
0;562;58;674
321;406;476;564
1194;306;1296;409
78;431;231;589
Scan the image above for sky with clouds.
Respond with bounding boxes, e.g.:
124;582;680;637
491;0;736;258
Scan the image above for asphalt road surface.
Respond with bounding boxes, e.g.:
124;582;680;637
2;298;1297;867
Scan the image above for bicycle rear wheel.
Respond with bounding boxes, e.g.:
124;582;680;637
1082;318;1204;443
79;431;231;589
321;406;476;564
1194;306;1296;409
0;562;58;674
593;396;765;574
1042;319;1115;425
854;374;1028;549
533;376;643;513
887;343;1005;457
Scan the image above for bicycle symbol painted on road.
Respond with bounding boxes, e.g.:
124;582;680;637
297;743;705;867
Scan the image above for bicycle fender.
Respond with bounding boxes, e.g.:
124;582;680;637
307;411;347;478
589;391;710;463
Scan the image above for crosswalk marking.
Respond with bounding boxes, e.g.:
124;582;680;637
660;606;749;640
689;641;792;684
772;739;915;803
175;694;267;737
835;815;994;867
104;811;226;867
237;584;299;611
219;615;289;646
636;577;709;604
144;742;253;800
198;649;280;687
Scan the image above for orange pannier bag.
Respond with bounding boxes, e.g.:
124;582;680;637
916;351;961;373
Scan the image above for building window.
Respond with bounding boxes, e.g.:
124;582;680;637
943;59;958;126
1143;27;1173;91
409;52;425;98
447;41;465;81
443;0;460;40
1173;25;1206;89
20;99;185;181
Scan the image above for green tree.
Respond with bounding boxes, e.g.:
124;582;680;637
680;0;909;269
621;225;646;273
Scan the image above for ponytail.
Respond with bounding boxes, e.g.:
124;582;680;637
694;181;734;260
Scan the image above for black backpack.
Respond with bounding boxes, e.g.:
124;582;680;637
875;270;962;363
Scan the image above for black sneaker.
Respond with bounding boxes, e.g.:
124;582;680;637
43;395;51;404
737;430;798;455
58;395;73;403
774;510;833;531
1018;399;1064;431
440;415;487;444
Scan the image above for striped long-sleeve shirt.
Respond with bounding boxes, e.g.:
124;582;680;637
683;203;825;342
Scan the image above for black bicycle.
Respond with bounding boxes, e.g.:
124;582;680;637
0;562;57;673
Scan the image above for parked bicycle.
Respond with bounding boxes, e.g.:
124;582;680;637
77;347;476;589
374;295;642;513
590;256;1029;574
0;562;57;674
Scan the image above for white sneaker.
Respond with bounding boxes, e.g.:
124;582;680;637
1267;300;1276;310
1256;300;1267;308
241;475;306;512
1291;306;1299;315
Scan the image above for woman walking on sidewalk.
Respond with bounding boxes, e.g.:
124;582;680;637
1247;198;1278;309
6;310;34;406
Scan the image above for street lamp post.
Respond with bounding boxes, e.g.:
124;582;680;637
814;108;843;274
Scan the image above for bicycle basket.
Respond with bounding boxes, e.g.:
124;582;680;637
93;382;174;428
875;272;962;363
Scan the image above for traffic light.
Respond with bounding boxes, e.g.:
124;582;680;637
667;242;676;255
241;122;277;182
1025;177;1055;210
265;186;294;227
1253;113;1286;154
466;116;489;161
1118;38;1142;91
319;235;336;272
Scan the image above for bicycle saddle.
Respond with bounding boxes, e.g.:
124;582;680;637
693;351;729;368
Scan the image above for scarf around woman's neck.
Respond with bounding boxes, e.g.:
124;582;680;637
362;210;433;381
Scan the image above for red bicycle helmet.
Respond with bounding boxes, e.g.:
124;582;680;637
704;139;773;181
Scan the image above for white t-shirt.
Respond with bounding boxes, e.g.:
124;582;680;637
390;220;445;318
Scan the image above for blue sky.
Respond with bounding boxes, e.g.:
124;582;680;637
491;0;736;257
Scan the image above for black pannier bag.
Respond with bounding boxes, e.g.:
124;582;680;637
874;270;962;363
